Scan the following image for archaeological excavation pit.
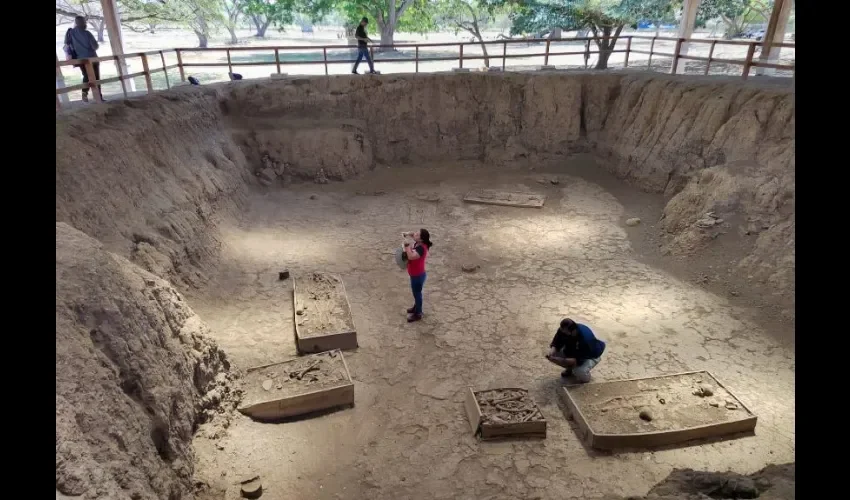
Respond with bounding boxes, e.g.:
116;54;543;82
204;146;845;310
56;72;794;500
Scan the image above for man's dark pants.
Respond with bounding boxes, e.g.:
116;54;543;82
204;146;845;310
353;47;375;73
79;61;101;98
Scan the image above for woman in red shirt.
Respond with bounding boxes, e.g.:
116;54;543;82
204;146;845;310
403;229;432;322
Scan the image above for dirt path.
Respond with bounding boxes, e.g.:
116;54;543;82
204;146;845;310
189;160;794;500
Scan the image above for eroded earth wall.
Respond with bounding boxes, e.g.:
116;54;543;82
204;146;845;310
55;72;794;499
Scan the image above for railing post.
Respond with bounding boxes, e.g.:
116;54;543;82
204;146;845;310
226;48;233;77
624;36;632;68
84;60;103;102
176;49;185;82
140;53;153;92
648;37;656;68
670;38;684;74
459;43;464;68
415;46;419;73
544;39;551;66
159;51;170;89
115;56;128;97
584;39;590;68
502;42;507;71
55;54;69;104
742;42;756;80
275;49;281;74
704;40;716;76
323;48;328;75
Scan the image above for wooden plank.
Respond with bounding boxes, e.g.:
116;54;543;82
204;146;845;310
463;190;545;208
238;350;354;420
559;370;758;450
293;274;359;354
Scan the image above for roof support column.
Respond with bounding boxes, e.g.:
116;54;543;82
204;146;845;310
756;0;792;76
675;0;701;74
100;0;136;92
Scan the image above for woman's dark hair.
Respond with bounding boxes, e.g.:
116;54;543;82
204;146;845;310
419;228;433;248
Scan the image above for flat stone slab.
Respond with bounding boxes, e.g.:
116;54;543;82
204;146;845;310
559;370;757;449
463;189;545;208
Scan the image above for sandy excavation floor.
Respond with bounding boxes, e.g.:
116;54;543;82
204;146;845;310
188;159;795;500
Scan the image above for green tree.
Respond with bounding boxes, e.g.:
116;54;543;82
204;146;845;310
221;0;245;44
697;0;773;39
313;0;435;49
242;0;298;37
436;0;504;67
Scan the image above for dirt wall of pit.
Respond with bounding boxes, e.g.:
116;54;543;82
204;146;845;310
55;72;793;499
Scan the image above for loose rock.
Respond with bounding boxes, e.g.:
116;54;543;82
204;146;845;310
309;195;317;200
278;270;290;280
626;218;641;227
240;476;263;499
461;263;480;273
693;384;714;397
639;409;653;421
261;380;273;391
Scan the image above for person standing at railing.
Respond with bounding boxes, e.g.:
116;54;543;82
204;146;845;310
63;16;101;103
352;17;377;75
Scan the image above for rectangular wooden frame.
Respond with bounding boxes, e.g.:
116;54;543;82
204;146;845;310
558;370;757;450
465;387;547;440
293;274;359;354
238;349;354;420
463;190;546;208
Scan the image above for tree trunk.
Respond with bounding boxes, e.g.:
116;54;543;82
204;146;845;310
593;26;621;70
195;31;209;48
96;21;106;43
550;27;562;39
227;27;238;44
252;15;270;37
379;23;395;51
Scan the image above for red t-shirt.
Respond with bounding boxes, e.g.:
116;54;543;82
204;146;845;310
406;244;428;277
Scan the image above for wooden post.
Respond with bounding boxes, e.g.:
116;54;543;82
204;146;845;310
648;37;656;68
115;56;128;97
275;49;281;74
704;40;716;75
323;48;328;75
742;42;756;79
459;43;464;68
670;38;684;74
624;36;631;68
84;60;102;102
584;39;590;68
176;49;186;81
544;39;551;66
675;0;700;74
757;0;792;76
140;53;153;92
57;93;62;111
502;42;507;71
226;49;233;77
55;54;69;104
415;46;419;73
100;0;135;91
159;51;170;89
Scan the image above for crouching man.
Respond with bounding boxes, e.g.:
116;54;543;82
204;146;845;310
546;318;606;383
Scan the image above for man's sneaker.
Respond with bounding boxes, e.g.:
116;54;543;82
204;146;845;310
561;369;573;378
407;306;416;314
81;94;89;103
352;70;359;75
407;313;422;323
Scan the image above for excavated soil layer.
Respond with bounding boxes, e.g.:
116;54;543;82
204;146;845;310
55;72;794;500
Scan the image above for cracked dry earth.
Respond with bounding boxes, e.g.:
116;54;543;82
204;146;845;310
189;162;794;500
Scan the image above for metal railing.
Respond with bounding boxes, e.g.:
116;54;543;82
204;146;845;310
55;35;795;110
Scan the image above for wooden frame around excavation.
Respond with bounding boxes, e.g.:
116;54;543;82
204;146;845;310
238;350;355;420
463;189;546;208
465;387;547;440
559;370;758;450
293;274;359;354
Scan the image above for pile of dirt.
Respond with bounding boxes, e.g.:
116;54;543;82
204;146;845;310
56;223;241;499
617;462;795;499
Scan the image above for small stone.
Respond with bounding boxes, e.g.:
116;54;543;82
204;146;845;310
626;217;641;227
240;476;263;499
461;264;480;273
309;195;317;200
725;401;739;410
144;279;156;286
639;409;653;421
730;290;739;296
699;384;714;396
709;401;720;407
658;398;666;405
296;309;304;315
278;270;290;280
261;380;273;391
549;177;560;185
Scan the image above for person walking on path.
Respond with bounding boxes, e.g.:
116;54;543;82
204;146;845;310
352;17;377;75
403;229;432;322
64;16;102;102
545;318;606;383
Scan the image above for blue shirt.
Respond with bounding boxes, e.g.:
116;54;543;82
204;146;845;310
550;323;606;361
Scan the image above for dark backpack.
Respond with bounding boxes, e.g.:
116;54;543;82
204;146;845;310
63;29;79;67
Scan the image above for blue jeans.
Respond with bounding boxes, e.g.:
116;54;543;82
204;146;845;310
353;47;374;73
410;273;427;315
